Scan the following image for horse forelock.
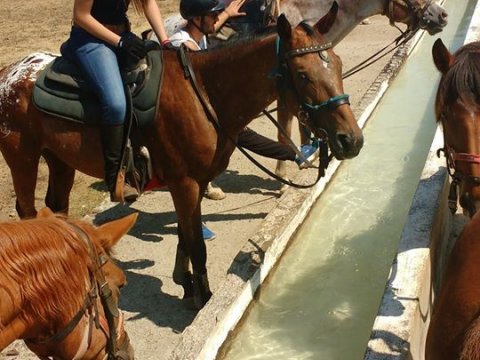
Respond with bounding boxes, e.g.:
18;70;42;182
437;42;480;120
0;216;93;326
461;316;480;360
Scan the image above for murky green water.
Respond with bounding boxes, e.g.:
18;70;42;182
221;1;474;359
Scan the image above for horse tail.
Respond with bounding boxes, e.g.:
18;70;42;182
460;316;480;360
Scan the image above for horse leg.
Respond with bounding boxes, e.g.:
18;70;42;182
275;101;293;186
172;229;195;305
1;149;41;218
170;179;211;309
43;151;75;215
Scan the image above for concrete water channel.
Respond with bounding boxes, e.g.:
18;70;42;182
214;1;477;359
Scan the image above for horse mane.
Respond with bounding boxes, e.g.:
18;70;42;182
205;25;277;51
437;41;480;120
0;216;94;326
461;316;480;360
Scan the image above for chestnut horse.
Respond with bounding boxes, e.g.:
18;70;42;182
171;0;446;179
0;11;362;308
0;208;138;359
425;210;480;360
432;39;480;218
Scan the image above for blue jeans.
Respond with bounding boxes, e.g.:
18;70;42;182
64;27;126;126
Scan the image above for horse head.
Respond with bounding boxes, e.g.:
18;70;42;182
277;3;363;160
23;209;138;360
433;39;480;218
386;0;448;35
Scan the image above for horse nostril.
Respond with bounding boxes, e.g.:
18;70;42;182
336;133;363;156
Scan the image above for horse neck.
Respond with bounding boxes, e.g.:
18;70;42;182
281;0;385;45
192;34;278;136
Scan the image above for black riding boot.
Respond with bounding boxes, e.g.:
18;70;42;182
100;124;139;202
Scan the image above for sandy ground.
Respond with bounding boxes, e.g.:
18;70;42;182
0;2;402;359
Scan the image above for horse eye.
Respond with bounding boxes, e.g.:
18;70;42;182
297;72;310;82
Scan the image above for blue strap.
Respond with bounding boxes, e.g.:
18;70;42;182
303;94;350;111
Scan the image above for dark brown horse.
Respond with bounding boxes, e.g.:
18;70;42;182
0;208;138;359
432;39;480;218
0;10;362;308
425;210;480;360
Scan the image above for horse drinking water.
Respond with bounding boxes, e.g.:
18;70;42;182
0;8;361;309
432;39;480;218
0;208;138;360
189;0;447;180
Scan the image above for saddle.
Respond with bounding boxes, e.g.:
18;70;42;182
32;44;164;128
32;44;165;196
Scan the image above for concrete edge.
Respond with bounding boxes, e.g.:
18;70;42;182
363;129;450;360
168;22;427;360
364;1;480;358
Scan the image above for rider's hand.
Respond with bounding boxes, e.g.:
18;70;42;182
224;0;247;18
161;39;176;51
118;33;147;61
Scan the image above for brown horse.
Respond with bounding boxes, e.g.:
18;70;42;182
432;39;480;218
425;210;480;360
0;10;362;309
0;208;138;359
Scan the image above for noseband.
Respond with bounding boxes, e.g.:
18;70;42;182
386;0;433;28
438;113;480;214
26;223;132;360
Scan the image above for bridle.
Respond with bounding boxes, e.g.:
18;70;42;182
385;0;433;29
438;112;480;214
276;34;350;149
26;223;132;360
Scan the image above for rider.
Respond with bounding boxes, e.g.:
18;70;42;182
62;0;172;202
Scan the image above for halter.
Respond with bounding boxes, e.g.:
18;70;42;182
276;37;350;140
26;223;132;360
438;112;480;214
385;0;433;28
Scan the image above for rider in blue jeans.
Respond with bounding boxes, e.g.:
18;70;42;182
62;0;172;202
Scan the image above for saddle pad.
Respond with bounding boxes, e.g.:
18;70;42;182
32;49;164;127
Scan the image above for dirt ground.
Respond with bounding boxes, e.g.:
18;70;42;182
0;2;402;359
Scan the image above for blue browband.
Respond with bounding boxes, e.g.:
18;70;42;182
303;94;350;111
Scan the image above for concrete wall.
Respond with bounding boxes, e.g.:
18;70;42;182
364;2;480;358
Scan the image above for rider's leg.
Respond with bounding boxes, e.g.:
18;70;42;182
71;31;138;202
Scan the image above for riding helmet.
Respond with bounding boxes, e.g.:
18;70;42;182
180;0;226;19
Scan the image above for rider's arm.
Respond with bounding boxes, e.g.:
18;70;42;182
73;0;121;46
214;0;247;32
144;0;170;43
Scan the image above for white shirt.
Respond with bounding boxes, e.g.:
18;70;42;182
169;29;208;50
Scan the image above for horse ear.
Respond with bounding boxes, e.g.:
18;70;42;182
432;38;453;75
96;212;139;250
314;0;338;34
37;207;55;218
277;14;292;40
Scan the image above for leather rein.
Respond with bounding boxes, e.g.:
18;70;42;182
27;223;131;360
437;113;480;214
178;37;346;188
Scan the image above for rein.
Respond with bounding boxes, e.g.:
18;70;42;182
28;223;131;360
177;38;336;189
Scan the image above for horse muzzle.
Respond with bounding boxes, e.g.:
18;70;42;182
420;3;448;35
329;132;364;160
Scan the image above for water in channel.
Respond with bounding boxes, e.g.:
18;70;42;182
221;1;475;359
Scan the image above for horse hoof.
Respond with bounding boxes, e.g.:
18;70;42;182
182;297;197;310
192;273;212;309
205;182;226;200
